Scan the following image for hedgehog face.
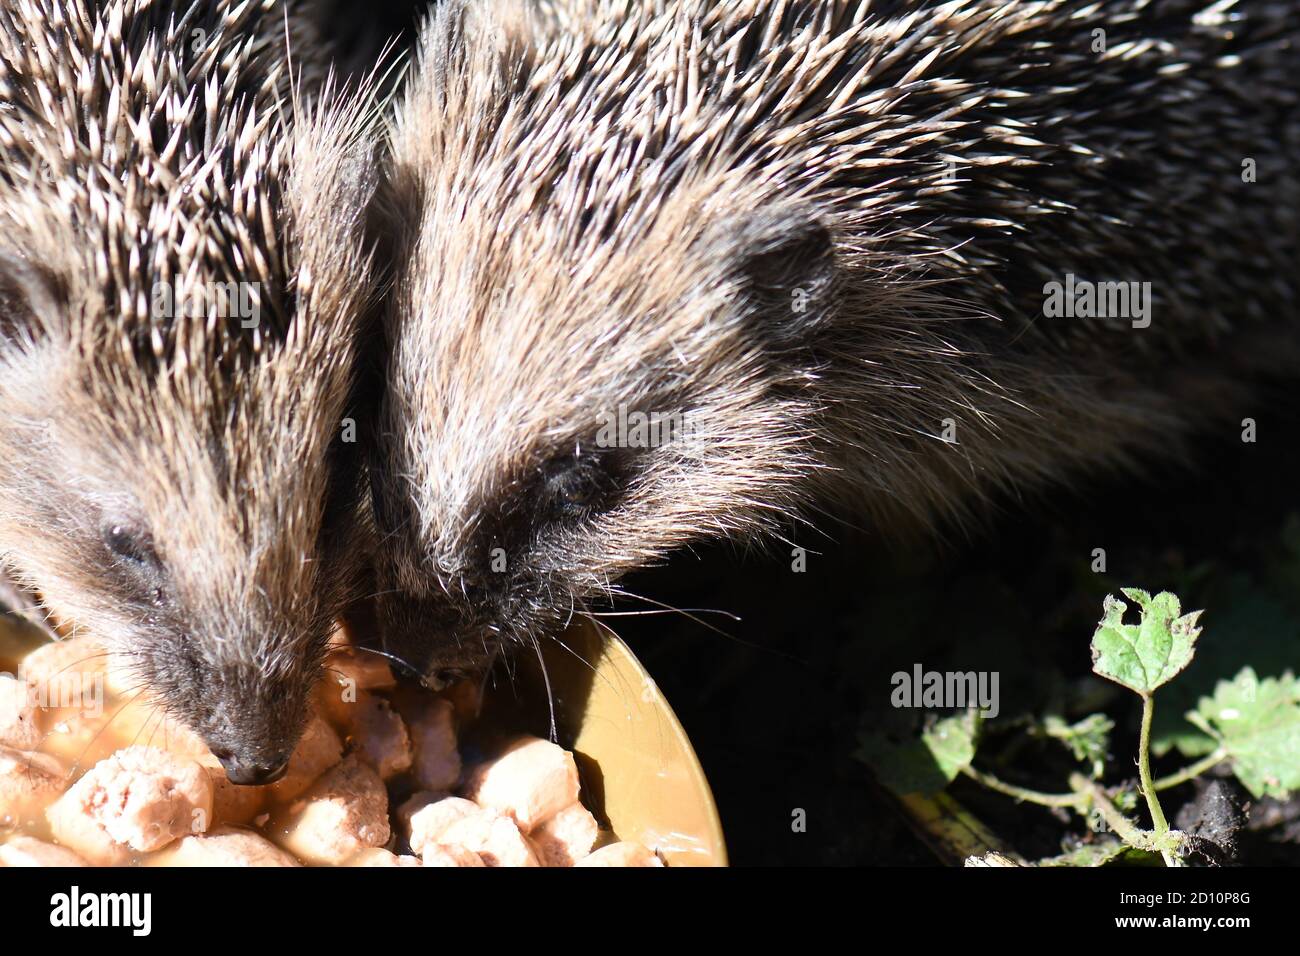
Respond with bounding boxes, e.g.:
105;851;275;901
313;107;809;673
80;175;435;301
0;84;376;782
0;249;369;783
371;192;837;684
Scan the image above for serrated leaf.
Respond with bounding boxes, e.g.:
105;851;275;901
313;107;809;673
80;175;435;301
1194;668;1300;799
1150;577;1300;758
1044;713;1114;778
1038;839;1134;868
1090;590;1201;696
856;710;979;797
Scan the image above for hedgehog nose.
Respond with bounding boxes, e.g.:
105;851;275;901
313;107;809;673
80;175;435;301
218;754;289;786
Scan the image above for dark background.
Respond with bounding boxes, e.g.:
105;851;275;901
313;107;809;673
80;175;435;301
613;388;1300;865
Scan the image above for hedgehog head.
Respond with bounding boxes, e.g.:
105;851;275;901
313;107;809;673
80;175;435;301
0;0;376;783
369;1;838;683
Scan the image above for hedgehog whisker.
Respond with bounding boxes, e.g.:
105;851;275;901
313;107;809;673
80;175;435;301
343;643;421;676
62;687;149;780
529;630;558;745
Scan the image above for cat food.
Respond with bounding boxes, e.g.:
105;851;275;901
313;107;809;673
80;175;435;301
0;632;662;867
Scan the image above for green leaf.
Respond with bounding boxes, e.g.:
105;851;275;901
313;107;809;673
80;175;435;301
1038;840;1155;868
1090;590;1201;696
1193;668;1300;799
1149;577;1300;758
856;710;979;796
1044;713;1114;778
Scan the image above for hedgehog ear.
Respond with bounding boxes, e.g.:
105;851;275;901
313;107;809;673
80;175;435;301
0;250;64;347
717;204;839;346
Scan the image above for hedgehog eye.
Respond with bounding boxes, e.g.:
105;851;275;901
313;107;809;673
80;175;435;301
540;459;605;518
102;523;160;570
536;446;631;524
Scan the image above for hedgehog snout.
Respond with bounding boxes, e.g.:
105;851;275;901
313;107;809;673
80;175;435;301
199;723;296;787
169;656;310;788
211;748;290;786
375;587;502;685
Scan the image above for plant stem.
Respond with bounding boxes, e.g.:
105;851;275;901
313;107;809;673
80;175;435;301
1137;693;1178;866
1067;773;1160;852
960;765;1082;809
1152;749;1229;792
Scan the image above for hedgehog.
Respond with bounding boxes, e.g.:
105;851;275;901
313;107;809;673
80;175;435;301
0;0;380;784
367;0;1299;686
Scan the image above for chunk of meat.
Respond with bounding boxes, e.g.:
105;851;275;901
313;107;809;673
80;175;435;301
348;847;423;867
407;698;461;791
199;756;267;826
276;756;391;865
347;693;412;780
0;835;88;867
109;705;211;758
404;794;479;856
575;842;663;867
0;746;66;826
529;803;599;867
441;680;482;722
150;828;300;867
19;636;131;701
422;843;486;867
394;790;445;830
46;746;212;865
464;736;580;831
327;646;397;692
267;717;343;803
439;809;539;867
316;648;400;731
31;711;118;768
0;674;40;749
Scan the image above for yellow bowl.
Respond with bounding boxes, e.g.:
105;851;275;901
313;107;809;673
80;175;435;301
471;619;728;866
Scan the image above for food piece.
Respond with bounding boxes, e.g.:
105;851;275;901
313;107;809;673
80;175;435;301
408;698;461;791
394;789;444;830
276;756;390;865
18;635;130;700
439;809;539;867
349;847;423;867
422;843;486;867
347;693;412;780
110;704;211;758
0;746;66;824
316;647;398;731
150;828;299;867
404;794;479;855
267;716;343;803
199;756;267;826
46;746;212;864
575;842;663;867
326;646;397;692
0;674;40;749
30;710;117;767
0;835;88;867
529;802;599;867
323;625;396;692
441;679;482;722
464;736;580;831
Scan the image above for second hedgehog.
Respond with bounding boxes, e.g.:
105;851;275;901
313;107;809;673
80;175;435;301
370;0;1299;684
